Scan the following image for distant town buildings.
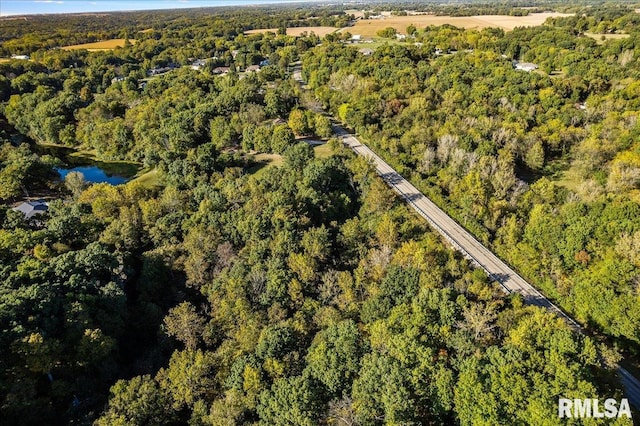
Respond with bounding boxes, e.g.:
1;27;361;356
147;63;179;76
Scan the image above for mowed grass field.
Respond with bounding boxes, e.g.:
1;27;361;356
245;26;337;37
584;32;631;44
62;38;136;51
249;144;333;177
348;12;573;37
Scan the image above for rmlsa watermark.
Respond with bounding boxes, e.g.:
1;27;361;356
558;398;632;419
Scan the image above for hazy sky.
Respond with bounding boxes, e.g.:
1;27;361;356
0;0;312;16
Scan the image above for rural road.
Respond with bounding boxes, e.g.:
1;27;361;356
336;126;640;410
335;127;578;322
336;126;640;411
292;64;640;410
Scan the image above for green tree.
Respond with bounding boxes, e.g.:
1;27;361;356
271;124;295;154
352;353;414;424
157;349;217;410
305;320;363;395
64;171;86;199
163;302;206;350
284;142;314;171
314;114;332;139
257;375;324;426
288;109;311;136
96;375;174;426
376;27;398;39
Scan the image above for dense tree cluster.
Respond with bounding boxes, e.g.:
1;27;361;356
303;14;640;356
0;3;638;424
2;142;625;424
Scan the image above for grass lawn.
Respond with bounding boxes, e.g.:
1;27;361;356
248;144;333;177
130;169;161;188
313;143;333;159
584;32;630;44
348;39;408;50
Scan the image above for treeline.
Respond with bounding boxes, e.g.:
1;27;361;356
550;4;640;34
0;6;351;56
302;13;640;356
0;4;637;424
0;28;313;165
0;141;627;424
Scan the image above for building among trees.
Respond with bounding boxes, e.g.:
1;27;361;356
12;200;48;218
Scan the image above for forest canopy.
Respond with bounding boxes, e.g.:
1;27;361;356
0;2;638;424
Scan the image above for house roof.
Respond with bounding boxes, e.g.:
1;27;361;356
13;200;48;219
513;61;538;71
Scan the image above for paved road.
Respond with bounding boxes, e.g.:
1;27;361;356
292;65;640;409
334;126;640;410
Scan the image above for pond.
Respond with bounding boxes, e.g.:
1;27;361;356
34;144;140;185
57;166;130;185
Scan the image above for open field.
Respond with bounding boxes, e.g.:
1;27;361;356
313;143;332;159
248;144;333;177
61;38;136;51
348;12;573;37
0;58;12;63
584;32;631;44
245;26;337;37
344;9;366;19
130;169;161;188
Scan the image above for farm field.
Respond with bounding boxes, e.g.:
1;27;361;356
61;38;136;51
245;26;337;36
348;12;573;37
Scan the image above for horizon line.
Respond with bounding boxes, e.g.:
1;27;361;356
0;0;324;18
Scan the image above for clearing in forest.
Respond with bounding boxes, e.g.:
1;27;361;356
245;26;337;37
584;32;631;44
348;12;573;37
61;38;136;51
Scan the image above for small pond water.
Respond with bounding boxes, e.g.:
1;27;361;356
34;144;140;185
57;166;130;185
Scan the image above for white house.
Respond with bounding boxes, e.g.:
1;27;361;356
514;61;538;72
